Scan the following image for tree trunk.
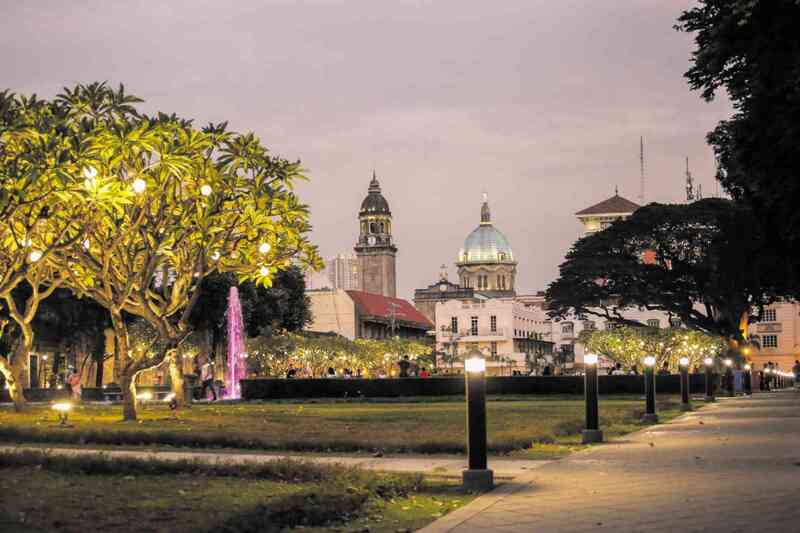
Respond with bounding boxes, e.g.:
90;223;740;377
120;369;138;421
110;311;137;421
168;351;189;409
0;355;26;412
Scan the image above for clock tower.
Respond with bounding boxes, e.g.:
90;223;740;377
354;172;397;297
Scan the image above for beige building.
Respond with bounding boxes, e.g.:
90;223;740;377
748;301;800;370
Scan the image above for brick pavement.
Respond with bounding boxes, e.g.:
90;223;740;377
421;391;800;533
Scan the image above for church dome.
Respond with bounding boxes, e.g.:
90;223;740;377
359;172;391;216
458;195;515;264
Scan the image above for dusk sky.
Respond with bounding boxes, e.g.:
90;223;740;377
1;0;732;299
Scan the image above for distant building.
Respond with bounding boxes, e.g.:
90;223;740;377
325;253;360;290
306;289;433;340
413;264;475;323
748;301;800;370
575;191;640;237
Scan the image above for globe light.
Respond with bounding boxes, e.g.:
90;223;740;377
259;266;269;276
679;357;690;366
704;357;713;366
744;364;751;371
259;242;271;254
724;358;733;367
465;356;486;373
200;184;212;197
29;250;42;262
584;353;598;365
643;356;656;367
132;178;147;193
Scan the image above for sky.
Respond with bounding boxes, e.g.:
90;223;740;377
1;0;732;300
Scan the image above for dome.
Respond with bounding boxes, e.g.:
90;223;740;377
459;225;515;264
457;194;515;264
359;172;391;216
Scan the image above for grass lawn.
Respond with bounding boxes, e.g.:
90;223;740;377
0;395;691;457
0;451;471;533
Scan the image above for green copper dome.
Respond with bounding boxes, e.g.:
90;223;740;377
458;195;515;264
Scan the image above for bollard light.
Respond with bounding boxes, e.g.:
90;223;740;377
463;355;493;491
724;358;733;367
704;356;716;402
582;353;603;444
52;402;72;426
743;364;752;395
679;357;691;411
642;356;658;423
723;358;735;396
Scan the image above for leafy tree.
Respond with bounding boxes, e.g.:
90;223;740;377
546;199;779;345
677;1;800;295
34;83;321;420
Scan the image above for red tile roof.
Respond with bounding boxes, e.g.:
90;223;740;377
575;194;640;216
346;290;434;329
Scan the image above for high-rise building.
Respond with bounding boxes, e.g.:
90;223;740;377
325;253;360;290
354;172;397;297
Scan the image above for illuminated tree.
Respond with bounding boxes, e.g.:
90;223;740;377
41;84;321;420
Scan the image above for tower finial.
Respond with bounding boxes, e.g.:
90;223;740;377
480;192;491;224
368;170;380;192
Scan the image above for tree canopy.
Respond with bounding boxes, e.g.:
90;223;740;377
677;1;800;295
546;199;779;340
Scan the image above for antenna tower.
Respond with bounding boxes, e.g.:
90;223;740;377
639;136;645;204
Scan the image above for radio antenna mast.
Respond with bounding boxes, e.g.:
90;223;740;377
639;136;645;204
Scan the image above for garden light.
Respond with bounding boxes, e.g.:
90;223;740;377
259;242;271;254
52;402;72;426
463;353;492;491
704;356;716;402
132;178;147;193
724;358;733;367
642;355;658;423
643;356;656;367
582;353;603;444
744;364;751;371
679;357;690;367
679;357;691;411
704;357;713;366
200;184;212;196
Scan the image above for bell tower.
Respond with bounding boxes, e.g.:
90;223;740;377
354;171;397;297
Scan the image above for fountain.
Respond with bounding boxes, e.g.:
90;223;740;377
225;286;246;399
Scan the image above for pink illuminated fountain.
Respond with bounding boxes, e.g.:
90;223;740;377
225;286;246;399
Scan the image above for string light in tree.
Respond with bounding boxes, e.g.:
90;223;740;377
28;250;42;262
200;185;212;197
259;242;271;254
132;178;147;194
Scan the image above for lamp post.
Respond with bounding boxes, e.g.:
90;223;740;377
724;358;734;397
582;353;603;443
642;356;658;423
743;364;752;395
463;355;493;491
679;357;691;411
704;357;716;402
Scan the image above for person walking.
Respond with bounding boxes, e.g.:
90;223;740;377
200;359;217;401
66;367;81;401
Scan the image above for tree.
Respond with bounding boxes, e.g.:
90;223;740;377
0;90;95;410
579;326;725;372
546;199;779;344
677;1;800;296
41;83;321;420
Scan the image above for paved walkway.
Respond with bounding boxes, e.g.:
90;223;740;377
421;391;800;533
0;445;547;480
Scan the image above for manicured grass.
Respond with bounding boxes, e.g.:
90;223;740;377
0;450;470;533
0;396;691;457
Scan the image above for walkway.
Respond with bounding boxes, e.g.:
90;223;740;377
0;445;547;480
421;391;800;533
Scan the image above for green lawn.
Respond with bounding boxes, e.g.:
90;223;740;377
0;395;691;457
0;451;469;533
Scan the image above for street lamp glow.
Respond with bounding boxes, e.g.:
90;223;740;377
465;357;486;373
724;358;733;367
704;357;713;366
259;242;271;254
200;184;212;197
584;353;598;365
29;250;42;262
643;356;656;367
679;357;690;366
132;178;147;193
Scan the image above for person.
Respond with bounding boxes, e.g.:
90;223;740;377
66;367;81;401
793;360;800;387
658;361;670;375
542;364;552;376
326;367;337;378
398;356;411;378
629;365;639;376
286;365;297;379
612;363;625;376
419;367;430;378
200;358;217;401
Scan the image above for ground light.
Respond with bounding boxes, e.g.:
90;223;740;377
52;402;72;426
743;364;752;395
581;353;603;443
679;357;691;411
704;356;716;402
462;355;493;491
642;356;658;423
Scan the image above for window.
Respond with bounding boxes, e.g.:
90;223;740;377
369;222;377;233
450;317;458;333
583;320;596;331
561;322;574;335
470;316;478;336
763;335;778;348
669;317;682;328
490;315;497;333
647;319;660;328
764;309;777;322
490;342;497;358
